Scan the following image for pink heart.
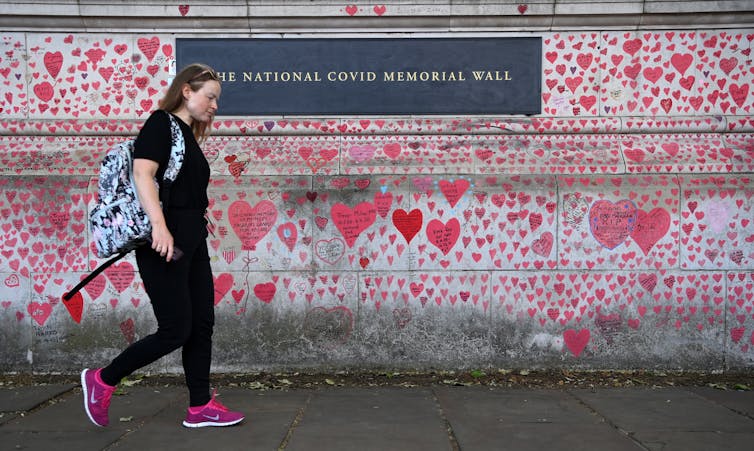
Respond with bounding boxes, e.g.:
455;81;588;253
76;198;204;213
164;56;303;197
213;273;233;305
426;218;460;255
228;200;278;250
563;328;590;357
253;282;276;303
630;208;670;255
331;202;377;248
589;199;638;249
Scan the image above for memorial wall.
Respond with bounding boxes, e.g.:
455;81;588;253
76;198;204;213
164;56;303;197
0;1;753;373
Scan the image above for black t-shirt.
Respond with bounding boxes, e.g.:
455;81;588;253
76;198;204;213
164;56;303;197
133;110;209;211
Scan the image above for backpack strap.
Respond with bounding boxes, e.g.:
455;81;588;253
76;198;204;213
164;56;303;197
62;251;128;301
159;112;185;211
162;112;185;183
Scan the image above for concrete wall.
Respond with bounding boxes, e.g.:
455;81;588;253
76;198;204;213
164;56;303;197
1;1;753;374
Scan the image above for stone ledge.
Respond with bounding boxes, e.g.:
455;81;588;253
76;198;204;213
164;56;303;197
1;133;751;176
0;116;751;136
1;1;753;31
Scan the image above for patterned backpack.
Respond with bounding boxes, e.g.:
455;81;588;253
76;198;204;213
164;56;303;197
90;112;185;258
63;111;184;303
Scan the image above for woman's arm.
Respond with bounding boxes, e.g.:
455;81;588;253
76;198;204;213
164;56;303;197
133;158;174;261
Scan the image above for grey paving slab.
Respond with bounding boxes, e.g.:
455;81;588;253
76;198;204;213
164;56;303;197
571;388;754;451
435;387;642;451
687;387;754;418
0;412;18;425
1;386;184;433
0;384;76;412
631;430;754;451
109;388;310;450
570;387;754;432
0;430;125;451
284;387;453;451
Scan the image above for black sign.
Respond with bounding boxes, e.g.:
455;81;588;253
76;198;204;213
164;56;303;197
176;38;541;115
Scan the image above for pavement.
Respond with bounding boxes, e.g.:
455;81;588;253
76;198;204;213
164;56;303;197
1;380;753;451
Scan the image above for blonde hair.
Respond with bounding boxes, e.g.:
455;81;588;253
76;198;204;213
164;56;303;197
158;63;220;143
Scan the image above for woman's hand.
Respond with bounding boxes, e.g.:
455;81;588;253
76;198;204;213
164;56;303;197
150;222;175;261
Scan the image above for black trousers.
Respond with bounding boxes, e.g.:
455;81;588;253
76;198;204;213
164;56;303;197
101;210;214;407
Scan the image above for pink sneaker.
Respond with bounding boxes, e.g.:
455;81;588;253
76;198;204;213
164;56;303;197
81;368;116;427
182;390;245;428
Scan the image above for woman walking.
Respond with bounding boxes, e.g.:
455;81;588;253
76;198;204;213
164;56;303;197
81;63;244;428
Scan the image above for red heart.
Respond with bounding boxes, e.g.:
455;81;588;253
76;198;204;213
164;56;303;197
253;282;276;303
213;273;233;305
331;202;377;248
531;232;553;257
392;209;423;244
588;199;638;249
43;51;63;79
563;328;590;357
62;292;83;324
276;222;298;252
178;5;190;16
137;36;160;62
27;302;52;326
630;208;670;256
438;179;470;208
228;200;278;250
104;261;135;293
426;218;460;255
120;318;135;344
33;82;54;102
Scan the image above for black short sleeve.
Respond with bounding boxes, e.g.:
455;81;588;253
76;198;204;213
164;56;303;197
131;110;210;212
134;110;172;172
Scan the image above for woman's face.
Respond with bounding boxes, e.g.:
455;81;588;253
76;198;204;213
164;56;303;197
185;80;221;123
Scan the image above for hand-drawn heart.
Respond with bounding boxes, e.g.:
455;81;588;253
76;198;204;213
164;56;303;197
253;282;276;303
27;301;53;326
638;273;657;292
373;191;393;218
331;202;377;248
670;53;693;75
303;306;353;343
588;199;638;249
213;273;233;305
348;144;375;162
393;307;411;328
229;200;278;250
4;274;20;288
276;222;297;252
563;328;590;357
383;143;401;159
103;261;135;293
120;318;135;344
43;51;63;79
82;274;106;300
137;37;160;61
33;82;54;102
426;218;460;255
438;179;470;208
315;238;346;265
392;209;423;244
630;208;670;255
706;200;729;234
532;232;554;257
62;291;83;323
